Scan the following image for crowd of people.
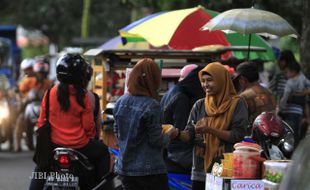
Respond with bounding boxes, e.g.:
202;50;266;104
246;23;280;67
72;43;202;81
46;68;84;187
1;49;308;189
112;49;309;190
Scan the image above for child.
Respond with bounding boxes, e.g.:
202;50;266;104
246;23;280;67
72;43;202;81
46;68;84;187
280;61;310;107
279;60;310;146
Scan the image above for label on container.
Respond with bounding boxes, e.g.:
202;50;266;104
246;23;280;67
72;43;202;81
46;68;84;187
214;176;224;190
231;180;264;190
206;173;224;190
206;173;214;190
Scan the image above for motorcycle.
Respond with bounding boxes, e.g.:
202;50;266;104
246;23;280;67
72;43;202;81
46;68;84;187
44;147;122;190
24;99;42;149
15;89;43;151
44;148;84;190
252;111;296;160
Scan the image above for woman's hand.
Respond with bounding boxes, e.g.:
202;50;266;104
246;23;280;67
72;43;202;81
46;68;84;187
166;127;178;139
195;117;208;134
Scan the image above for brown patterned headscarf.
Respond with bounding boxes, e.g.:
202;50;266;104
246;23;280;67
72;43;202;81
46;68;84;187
127;58;161;100
198;62;240;171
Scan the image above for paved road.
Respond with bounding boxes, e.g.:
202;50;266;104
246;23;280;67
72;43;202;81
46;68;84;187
0;150;35;190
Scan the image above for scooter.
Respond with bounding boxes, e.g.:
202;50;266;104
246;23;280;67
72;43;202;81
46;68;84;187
44;148;86;190
24;100;42;149
44;147;122;190
15;89;42;152
251;112;296;160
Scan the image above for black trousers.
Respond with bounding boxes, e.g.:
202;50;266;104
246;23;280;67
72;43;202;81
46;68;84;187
119;174;169;190
192;180;205;190
76;139;110;181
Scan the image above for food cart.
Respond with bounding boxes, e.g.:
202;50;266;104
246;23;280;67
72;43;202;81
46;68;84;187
83;47;267;148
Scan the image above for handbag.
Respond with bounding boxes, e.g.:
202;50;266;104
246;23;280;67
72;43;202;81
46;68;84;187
32;88;52;171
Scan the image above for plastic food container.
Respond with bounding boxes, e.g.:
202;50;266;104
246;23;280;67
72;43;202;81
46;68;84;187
263;160;291;183
262;179;279;190
220;153;234;177
221;159;233;169
223;153;233;160
233;142;262;179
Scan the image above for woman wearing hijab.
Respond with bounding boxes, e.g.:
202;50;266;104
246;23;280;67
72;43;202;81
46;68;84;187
174;62;248;190
113;58;177;190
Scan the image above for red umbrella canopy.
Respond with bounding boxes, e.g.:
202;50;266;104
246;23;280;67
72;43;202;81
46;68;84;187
120;6;230;50
167;8;230;49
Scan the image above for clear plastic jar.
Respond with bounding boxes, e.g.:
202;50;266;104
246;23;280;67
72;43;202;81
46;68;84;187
263;160;291;183
233;149;261;179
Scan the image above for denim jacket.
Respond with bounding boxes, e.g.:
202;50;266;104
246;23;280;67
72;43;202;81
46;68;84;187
113;94;170;176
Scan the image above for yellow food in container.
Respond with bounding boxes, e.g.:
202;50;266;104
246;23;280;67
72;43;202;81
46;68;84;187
162;124;173;133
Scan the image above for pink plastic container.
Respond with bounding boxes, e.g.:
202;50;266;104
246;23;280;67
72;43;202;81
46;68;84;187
232;142;262;179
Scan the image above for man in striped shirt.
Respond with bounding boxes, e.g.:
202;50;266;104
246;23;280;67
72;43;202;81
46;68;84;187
268;50;290;101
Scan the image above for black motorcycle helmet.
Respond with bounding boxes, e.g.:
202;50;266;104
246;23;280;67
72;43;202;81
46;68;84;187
56;54;92;85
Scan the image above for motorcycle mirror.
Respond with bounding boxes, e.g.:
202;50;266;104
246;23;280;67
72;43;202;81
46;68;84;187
283;132;295;152
283;141;294;152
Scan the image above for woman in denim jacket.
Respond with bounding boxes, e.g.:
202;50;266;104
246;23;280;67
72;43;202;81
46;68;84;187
113;58;177;190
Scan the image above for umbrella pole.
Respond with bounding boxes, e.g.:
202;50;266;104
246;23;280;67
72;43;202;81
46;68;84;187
247;34;252;60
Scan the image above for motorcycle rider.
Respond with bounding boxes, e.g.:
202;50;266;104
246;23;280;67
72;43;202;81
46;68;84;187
83;62;102;139
19;58;36;79
29;54;110;190
15;58;52;151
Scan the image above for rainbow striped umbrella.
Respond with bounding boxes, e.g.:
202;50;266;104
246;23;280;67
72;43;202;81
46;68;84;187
119;6;275;60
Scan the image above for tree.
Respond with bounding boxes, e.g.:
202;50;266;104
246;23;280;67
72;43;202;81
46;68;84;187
301;0;310;77
1;0;308;71
0;0;131;48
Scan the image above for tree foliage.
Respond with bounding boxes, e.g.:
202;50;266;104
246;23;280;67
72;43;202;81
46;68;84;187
0;0;131;48
301;0;310;77
0;0;308;75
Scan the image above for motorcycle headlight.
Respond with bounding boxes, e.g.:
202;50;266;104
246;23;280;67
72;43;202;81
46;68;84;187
0;106;9;120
